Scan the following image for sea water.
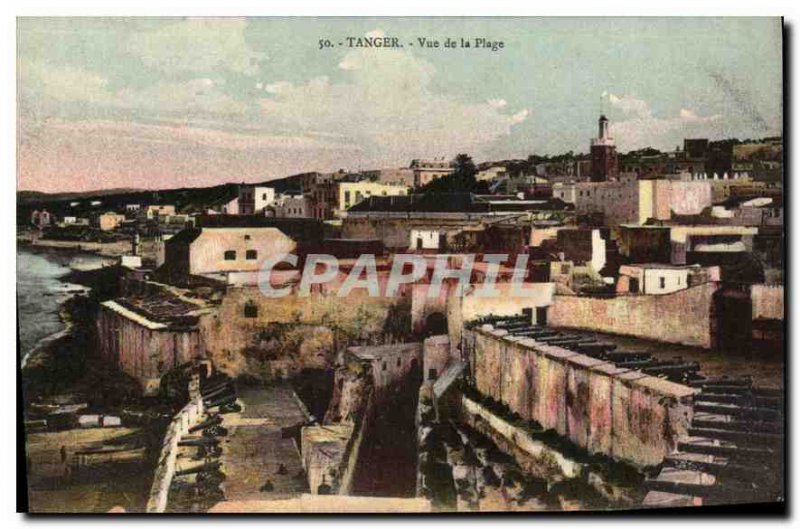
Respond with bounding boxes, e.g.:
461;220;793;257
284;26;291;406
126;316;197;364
16;248;98;365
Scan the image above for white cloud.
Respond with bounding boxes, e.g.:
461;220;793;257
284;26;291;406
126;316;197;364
604;92;724;149
256;39;521;165
679;108;720;123
20;57;247;120
45;119;356;152
607;93;651;118
509;109;530;125
114;78;247;116
127;18;265;75
19;61;112;105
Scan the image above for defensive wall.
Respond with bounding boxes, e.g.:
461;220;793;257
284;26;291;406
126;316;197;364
548;282;719;348
146;394;205;513
468;325;695;468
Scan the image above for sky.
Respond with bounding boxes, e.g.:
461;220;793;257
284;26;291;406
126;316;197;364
18;17;783;193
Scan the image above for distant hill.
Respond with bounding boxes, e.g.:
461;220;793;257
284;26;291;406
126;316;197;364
16;173;313;223
18;188;146;204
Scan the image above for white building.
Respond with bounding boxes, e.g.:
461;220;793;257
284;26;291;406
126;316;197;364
617;264;719;295
410;229;442;250
221;197;240;215
239;186;276;215
275;193;309;218
552;182;577;204
575;175;712;226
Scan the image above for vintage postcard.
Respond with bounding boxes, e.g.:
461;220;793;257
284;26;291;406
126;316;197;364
17;17;784;514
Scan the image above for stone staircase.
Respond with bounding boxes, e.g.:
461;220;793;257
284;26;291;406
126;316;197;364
644;376;783;507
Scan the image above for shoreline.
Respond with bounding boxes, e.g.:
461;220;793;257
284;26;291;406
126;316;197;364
17;244;109;366
18;246;112;401
17;236;127;261
21;295;81;371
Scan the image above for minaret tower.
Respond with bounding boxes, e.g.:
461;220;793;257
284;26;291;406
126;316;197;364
590;115;618;182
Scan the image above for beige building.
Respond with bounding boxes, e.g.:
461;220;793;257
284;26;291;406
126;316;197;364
162;226;297;281
336;181;409;216
361;167;415;186
96;211;126;231
575;174;712;226
143;204;177;220
410;158;454;188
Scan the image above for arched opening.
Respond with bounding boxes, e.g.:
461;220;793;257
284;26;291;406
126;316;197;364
423;312;447;337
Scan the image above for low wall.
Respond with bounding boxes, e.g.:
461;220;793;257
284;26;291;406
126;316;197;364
471;326;695;467
336;389;375;495
446;282;555;352
319;365;376;495
146;396;205;513
461;397;582;480
548;282;718;348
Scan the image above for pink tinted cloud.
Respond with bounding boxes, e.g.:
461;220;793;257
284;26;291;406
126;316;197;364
18;119;362;193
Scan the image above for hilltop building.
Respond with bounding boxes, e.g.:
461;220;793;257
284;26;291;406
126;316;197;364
410;158;455;188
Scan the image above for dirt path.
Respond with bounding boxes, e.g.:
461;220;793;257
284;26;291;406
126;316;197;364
219;383;309;502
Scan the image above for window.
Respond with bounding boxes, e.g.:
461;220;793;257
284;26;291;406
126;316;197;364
396;357;401;367
659;277;665;289
262;193;267;200
244;234;251;240
428;368;438;380
244;302;258;318
382;361;387;371
224;250;236;260
246;250;258;260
